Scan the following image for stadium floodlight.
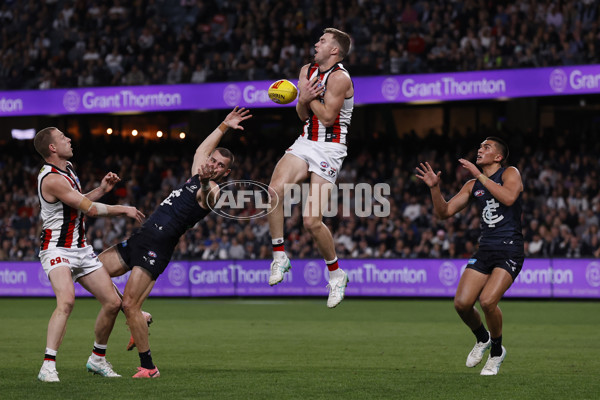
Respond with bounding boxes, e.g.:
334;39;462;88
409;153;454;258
11;128;35;140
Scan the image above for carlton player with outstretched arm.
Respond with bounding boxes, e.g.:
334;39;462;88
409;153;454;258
34;127;144;382
416;137;524;376
97;107;251;378
266;28;354;308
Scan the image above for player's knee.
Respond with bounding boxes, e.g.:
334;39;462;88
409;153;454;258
57;298;75;315
478;296;498;314
105;297;122;315
121;298;140;316
453;297;471;314
268;181;284;202
303;215;321;233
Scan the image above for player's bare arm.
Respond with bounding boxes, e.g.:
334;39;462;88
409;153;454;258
43;174;145;222
458;158;523;206
191;107;252;175
416;161;473;219
307;71;351;127
295;64;311;120
83;172;121;201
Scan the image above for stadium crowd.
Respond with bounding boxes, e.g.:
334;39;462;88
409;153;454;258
2;125;600;261
0;0;599;90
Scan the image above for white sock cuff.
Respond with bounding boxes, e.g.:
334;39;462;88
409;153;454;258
94;342;107;350
45;348;57;356
325;257;338;265
272;237;284;245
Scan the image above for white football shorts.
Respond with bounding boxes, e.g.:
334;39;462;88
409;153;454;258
40;245;103;282
285;137;347;183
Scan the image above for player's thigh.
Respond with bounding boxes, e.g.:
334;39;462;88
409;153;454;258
77;266;120;305
270;153;310;190
479;268;513;307
99;245;130;277
122;266;156;308
454;268;489;308
48;266;76;303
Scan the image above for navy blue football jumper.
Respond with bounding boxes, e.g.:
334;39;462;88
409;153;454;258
471;167;524;250
467;167;525;280
117;174;211;279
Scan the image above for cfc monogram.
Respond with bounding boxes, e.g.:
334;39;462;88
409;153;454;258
482;199;504;227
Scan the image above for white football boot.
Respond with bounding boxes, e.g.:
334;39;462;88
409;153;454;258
86;356;121;377
466;333;491;367
38;362;59;382
269;255;291;286
480;346;507;376
326;268;349;308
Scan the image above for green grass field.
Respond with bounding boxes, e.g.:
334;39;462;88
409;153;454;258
0;298;598;400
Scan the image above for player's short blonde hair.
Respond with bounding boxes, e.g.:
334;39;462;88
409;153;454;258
324;28;351;59
34;127;58;159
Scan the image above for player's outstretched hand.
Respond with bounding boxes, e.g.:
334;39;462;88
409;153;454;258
124;206;145;224
224;107;252;130
415;162;441;188
198;163;215;183
100;172;121;193
458;158;481;178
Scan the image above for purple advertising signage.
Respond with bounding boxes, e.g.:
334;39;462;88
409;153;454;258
111;261;190;297
1;259;599;298
0;261;92;297
550;259;600;298
186;259;466;297
0;261;190;297
188;260;235;297
1;65;599;117
505;259;552;298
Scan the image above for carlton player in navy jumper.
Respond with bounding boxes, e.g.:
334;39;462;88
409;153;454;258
97;107;251;378
416;137;524;376
34;127;145;382
267;28;354;308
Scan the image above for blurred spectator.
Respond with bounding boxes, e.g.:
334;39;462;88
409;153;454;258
2;0;600;90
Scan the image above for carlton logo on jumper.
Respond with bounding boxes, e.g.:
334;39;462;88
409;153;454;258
208;180;277;221
482;198;503;227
